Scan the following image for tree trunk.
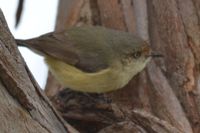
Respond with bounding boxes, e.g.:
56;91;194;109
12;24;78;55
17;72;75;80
44;0;200;132
0;9;78;133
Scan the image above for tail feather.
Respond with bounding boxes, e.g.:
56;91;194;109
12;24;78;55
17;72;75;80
16;39;29;47
15;39;46;56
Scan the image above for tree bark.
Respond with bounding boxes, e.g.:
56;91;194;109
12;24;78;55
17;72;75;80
0;9;78;133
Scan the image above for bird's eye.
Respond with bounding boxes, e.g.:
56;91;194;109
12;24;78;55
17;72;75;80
132;51;141;59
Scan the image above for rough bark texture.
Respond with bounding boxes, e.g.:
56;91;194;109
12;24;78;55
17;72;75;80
0;9;78;133
43;0;199;132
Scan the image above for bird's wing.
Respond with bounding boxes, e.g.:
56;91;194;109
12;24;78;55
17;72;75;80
17;31;111;73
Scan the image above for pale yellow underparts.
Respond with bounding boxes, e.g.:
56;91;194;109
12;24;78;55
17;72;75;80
45;56;150;93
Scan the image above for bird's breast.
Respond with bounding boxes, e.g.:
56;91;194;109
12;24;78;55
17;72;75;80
44;56;149;93
45;56;124;93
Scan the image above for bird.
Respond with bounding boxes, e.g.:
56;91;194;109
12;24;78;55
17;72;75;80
16;26;157;93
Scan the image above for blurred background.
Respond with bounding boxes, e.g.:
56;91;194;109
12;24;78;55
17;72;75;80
0;0;58;88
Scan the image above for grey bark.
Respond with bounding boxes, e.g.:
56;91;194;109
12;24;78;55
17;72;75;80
0;9;78;133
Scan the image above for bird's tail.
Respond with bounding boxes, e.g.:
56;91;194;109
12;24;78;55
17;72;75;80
15;39;45;56
15;39;30;47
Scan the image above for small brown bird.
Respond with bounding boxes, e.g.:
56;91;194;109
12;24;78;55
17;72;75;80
16;26;157;93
